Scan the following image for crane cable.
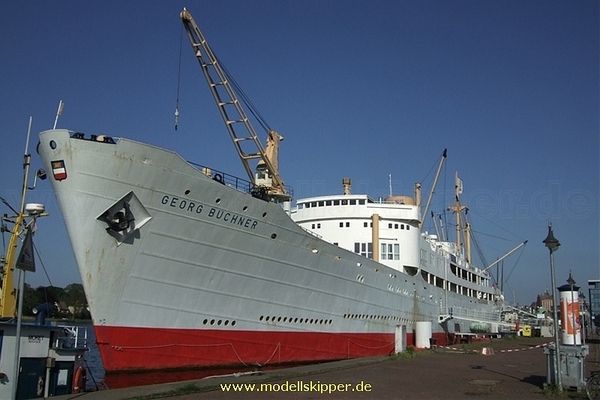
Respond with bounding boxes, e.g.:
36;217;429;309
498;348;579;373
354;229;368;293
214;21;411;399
174;23;184;131
218;56;272;133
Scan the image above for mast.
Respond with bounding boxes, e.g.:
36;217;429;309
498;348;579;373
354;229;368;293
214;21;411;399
447;171;467;257
0;118;47;318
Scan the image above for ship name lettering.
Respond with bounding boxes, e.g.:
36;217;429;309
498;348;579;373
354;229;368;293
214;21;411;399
161;195;204;214
208;207;257;229
160;195;257;229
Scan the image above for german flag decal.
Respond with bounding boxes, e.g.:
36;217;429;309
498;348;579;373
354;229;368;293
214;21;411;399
51;160;67;181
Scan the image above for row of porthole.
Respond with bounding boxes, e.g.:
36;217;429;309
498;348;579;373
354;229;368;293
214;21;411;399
343;314;407;322
387;284;413;295
202;319;237;326
259;316;333;325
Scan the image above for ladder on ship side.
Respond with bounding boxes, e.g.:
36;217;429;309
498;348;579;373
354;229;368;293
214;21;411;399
439;306;502;325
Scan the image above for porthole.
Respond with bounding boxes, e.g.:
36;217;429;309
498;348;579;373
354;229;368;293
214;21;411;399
277;317;282;322
265;316;270;321
203;319;208;325
49;140;57;149
210;319;215;325
224;320;229;326
185;189;191;195
259;316;264;321
262;212;267;217
231;321;236;326
217;320;222;325
271;233;277;239
243;206;248;211
216;198;221;204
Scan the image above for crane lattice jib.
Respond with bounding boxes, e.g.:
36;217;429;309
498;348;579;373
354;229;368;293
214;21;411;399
180;9;287;199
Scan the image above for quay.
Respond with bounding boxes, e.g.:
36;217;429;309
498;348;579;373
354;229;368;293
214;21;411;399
53;336;598;399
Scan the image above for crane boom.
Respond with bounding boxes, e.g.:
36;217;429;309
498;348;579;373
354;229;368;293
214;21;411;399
180;9;290;202
482;240;528;272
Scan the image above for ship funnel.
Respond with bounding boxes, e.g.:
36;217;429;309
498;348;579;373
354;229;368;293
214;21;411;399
342;178;351;195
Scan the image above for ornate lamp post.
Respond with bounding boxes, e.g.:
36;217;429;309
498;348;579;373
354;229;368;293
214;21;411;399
543;223;561;391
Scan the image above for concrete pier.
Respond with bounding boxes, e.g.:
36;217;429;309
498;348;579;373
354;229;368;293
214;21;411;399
51;336;600;399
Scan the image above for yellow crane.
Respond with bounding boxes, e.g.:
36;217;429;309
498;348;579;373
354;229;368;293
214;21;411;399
0;119;47;318
180;8;290;202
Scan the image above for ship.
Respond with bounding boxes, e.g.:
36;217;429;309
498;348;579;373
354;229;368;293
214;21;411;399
35;9;525;373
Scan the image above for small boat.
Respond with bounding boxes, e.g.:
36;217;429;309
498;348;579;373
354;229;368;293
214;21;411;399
0;121;88;398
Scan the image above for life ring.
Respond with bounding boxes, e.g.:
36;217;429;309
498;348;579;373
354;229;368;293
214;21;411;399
73;366;86;393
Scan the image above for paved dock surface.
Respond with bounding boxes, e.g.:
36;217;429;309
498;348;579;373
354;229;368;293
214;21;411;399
53;336;599;399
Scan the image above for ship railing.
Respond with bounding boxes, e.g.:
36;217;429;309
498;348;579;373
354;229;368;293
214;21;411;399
188;162;294;198
52;325;88;350
299;226;323;239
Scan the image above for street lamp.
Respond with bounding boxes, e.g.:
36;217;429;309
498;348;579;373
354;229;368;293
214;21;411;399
581;293;587;344
543;222;561;391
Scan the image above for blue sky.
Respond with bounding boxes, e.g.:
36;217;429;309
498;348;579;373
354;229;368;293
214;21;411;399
1;1;597;306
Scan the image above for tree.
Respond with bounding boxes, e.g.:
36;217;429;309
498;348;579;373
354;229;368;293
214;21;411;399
20;283;91;320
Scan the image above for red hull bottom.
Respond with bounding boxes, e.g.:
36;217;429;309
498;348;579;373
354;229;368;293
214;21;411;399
95;326;429;372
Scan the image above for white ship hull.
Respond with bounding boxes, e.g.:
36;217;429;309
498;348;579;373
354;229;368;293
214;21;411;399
38;129;502;372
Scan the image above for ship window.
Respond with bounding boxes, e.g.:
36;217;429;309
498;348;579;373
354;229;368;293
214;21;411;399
381;243;400;260
339;222;344;227
406;225;410;230
342;199;348;205
364;222;368;227
420;249;428;266
346;222;350;227
311;202;317;207
388;223;392;229
401;224;404;229
395;224;399;229
350;199;356;205
326;200;332;206
334;200;340;205
318;201;324;206
354;242;372;258
359;199;365;205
